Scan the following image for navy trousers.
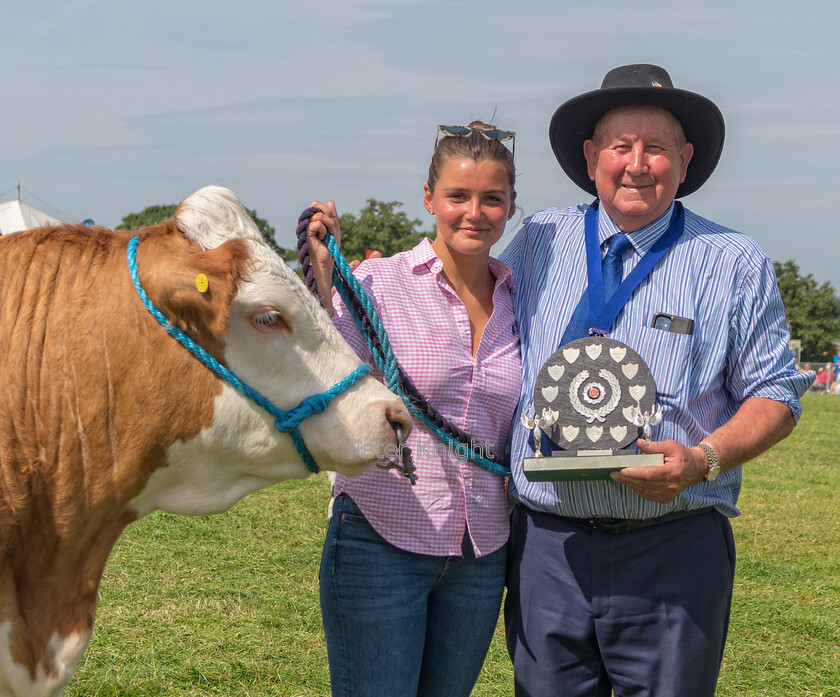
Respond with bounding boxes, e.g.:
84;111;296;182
505;504;736;697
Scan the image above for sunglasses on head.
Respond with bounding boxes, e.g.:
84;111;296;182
434;125;516;158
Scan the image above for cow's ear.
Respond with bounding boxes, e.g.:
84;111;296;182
139;235;249;341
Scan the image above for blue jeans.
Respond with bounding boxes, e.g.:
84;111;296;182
319;493;507;697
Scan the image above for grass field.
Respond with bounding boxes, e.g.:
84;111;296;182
67;394;839;696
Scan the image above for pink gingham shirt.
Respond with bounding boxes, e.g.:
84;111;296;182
331;238;521;557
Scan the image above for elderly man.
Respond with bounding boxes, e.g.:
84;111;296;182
501;64;813;697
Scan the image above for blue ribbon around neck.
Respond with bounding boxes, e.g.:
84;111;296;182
584;201;685;336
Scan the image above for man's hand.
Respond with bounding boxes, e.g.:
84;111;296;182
609;439;708;504
348;249;382;273
609;398;795;503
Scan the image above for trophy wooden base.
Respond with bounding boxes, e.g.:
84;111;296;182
523;451;664;482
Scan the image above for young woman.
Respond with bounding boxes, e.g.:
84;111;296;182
305;122;521;697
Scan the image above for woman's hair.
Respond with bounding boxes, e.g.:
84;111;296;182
427;120;516;194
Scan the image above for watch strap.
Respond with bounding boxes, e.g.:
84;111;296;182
695;442;720;481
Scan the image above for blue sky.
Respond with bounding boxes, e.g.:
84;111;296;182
1;0;837;290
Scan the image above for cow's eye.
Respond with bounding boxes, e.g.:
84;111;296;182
250;310;291;334
253;312;278;326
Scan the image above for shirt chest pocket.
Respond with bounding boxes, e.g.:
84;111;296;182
631;324;693;404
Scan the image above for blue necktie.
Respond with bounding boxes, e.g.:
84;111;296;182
560;233;633;344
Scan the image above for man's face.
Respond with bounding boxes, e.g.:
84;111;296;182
583;105;694;232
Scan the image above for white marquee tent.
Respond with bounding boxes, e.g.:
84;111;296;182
0;198;62;235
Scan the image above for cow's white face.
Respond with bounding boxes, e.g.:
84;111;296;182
129;186;410;517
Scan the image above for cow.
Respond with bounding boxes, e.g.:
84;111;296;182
0;186;411;697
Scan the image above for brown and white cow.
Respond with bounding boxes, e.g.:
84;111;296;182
0;186;410;697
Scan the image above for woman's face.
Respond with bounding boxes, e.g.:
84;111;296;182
424;157;515;259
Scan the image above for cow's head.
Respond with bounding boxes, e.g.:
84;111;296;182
129;186;411;516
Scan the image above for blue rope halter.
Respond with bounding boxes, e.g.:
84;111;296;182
126;235;371;474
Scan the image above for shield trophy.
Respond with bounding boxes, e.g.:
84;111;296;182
522;336;664;481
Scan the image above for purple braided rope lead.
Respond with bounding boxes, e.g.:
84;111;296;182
295;208;507;471
295;218;319;297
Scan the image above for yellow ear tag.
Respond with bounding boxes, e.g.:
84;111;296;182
195;273;209;293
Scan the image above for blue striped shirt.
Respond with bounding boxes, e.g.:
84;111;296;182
500;202;812;519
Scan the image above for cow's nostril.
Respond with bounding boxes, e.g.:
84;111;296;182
385;404;412;439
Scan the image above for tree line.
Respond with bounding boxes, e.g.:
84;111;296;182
118;200;839;361
116;198;433;265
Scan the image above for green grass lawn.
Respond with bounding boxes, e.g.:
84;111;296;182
68;394;839;696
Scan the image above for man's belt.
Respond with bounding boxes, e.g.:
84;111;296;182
557;506;715;535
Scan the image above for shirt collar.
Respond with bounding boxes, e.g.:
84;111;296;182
406;236;439;271
597;201;677;256
407;237;515;290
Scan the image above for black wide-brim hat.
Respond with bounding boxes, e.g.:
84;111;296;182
549;64;725;198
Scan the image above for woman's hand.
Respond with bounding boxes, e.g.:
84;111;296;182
305;199;342;314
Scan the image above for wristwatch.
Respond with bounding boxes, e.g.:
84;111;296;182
695;443;721;482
